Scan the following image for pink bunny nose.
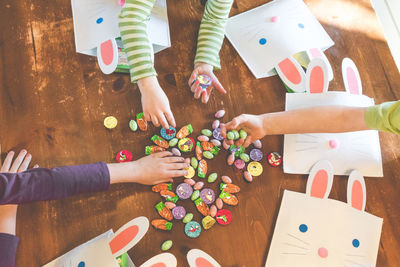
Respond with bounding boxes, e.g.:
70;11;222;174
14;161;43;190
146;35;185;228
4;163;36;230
271;16;279;22
329;139;339;149
318;247;328;258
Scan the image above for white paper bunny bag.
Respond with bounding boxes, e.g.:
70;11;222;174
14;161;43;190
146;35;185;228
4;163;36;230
265;161;383;266
283;57;383;177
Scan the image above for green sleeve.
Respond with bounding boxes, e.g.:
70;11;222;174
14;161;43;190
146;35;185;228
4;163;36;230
365;100;400;134
194;0;234;69
118;0;157;83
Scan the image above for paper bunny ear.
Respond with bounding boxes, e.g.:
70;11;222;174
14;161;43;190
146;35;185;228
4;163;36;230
306;48;333;81
275;56;306;93
305;57;329;94
187;249;221;267
347;170;367;211
139;253;177;267
97;38;118;74
342;58;362;95
306;160;334;199
108;216;149;257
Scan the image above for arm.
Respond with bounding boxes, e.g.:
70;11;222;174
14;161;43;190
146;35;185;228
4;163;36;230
221;104;393;147
188;0;233;103
118;0;175;129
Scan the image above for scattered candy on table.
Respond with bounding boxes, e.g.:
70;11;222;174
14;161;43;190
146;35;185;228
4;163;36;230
104;116;118;129
185;221;202;238
116;150;133;163
129;119;138;132
161;240;173;251
136;112;148;131
160;126;176;140
267;152;282;167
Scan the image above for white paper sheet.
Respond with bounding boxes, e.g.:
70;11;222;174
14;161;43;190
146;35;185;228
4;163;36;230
283;92;383;177
225;0;334;79
71;0;170;56
265;190;382;266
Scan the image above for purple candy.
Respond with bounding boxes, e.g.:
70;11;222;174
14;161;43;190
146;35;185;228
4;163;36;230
213;128;224;141
172;206;186;220
250;149;263;162
176;183;193;200
200;188;216;204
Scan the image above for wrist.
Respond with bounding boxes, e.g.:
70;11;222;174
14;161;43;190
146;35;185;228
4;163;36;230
108;162;138;184
138;76;160;93
261;113;272;136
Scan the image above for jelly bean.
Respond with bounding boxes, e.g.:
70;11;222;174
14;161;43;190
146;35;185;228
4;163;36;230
223;139;230;150
253;140;262;148
171;148;181;156
227;153;235;165
244;171;253;182
210;139;221;147
215;109;225;118
191;190;200;201
232;130;240;140
221;175;232;184
168;138;178;147
161;240;173;251
207;172;218;183
165;202;176;210
129;120;138;131
191;157;198;169
212;120;220;129
183;213;194;223
239;129;248;139
201;129;213;137
210;205;217;217
194;182;204;190
240;153;250;163
198;135;209;142
184;178;196;186
216;198;223;209
203;151;214;159
227;131;235;140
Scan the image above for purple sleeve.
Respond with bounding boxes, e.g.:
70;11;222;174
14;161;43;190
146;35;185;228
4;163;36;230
0;162;110;204
0;233;19;267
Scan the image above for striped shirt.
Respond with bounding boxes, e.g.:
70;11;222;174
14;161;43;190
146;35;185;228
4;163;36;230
118;0;233;82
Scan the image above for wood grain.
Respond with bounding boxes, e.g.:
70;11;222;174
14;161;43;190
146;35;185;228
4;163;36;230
0;0;399;266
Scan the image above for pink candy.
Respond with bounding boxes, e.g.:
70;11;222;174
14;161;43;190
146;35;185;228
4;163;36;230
215;109;225;118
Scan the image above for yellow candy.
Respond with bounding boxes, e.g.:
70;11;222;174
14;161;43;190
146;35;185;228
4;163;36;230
247;161;263;176
104;116;118;129
184;166;195;179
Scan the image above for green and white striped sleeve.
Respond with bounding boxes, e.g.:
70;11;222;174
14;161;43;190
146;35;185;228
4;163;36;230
118;0;157;83
194;0;234;69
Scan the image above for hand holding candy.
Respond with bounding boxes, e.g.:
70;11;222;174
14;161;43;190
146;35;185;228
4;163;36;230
188;63;226;103
221;114;266;148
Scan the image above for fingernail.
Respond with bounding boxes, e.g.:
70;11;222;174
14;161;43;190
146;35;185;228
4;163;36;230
22;149;26;153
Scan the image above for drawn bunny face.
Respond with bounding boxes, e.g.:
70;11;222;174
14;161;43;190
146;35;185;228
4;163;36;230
225;0;334;79
43;217;150;267
283;57;383;177
265;160;383;267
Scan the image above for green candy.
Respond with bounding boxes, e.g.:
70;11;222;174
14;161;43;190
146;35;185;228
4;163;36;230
207;172;218;183
203;151;214;159
191;157;198;169
201;129;213;137
210;146;220;156
169;138;178;147
240;153;250;163
183;213;194;223
232;130;240;140
239;129;247;139
161;240;173;251
227;131;235;140
191;190;200;201
129;120;138;132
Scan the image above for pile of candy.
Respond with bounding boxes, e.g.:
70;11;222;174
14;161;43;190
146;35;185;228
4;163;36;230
104;109;282;251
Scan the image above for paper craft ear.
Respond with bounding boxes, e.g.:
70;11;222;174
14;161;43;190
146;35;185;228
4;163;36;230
109;216;149;257
305;58;329;94
306;160;334;199
342;58;362;95
139;253;177;267
306;48;333;81
275;56;306;93
347;170;367;211
97;38;118;74
187;249;221;267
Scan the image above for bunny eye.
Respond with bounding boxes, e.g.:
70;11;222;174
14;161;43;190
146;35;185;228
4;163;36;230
96;17;103;24
299;224;308;233
259;38;267;45
78;261;85;267
298;23;305;29
352;239;360;248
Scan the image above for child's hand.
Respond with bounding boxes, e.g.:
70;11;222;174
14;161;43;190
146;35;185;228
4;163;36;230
138;76;176;129
221;114;267;148
188;63;226;103
109;151;190;185
1;149;38;173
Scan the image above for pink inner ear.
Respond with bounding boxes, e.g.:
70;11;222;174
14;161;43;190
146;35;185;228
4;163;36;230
309;66;324;93
109;225;139;255
100;40;114;66
310;170;328;198
195;257;214;267
150;264;167;267
351;180;363;210
278;58;302;85
310;48;322;58
346;67;359;94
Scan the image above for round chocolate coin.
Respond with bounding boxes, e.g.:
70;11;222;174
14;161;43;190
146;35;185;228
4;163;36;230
160;126;176;140
184;221;201;238
250;149;263;162
172;206;186;220
178;137;195;152
216;209;232;225
268;152;282;167
247;161;263;176
176;183;193;200
200;188;216;205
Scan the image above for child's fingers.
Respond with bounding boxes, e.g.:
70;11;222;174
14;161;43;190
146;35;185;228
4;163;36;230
236;138;245;147
168;170;189;178
144;111;151;122
211;74;226;94
165;110;176;128
151;114;160;127
190;79;200;92
168;162;189;170
165;156;185;163
1;151;15;172
9;150;27;173
194;87;202;99
188;71;198;87
243;136;253;148
17;153;32;172
155;151;173;158
158;113;169;130
33;164;39;168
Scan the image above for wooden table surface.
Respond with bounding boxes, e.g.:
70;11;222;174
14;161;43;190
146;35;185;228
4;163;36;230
1;0;400;266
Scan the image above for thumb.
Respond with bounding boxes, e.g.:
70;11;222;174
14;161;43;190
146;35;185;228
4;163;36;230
188;69;199;87
211;74;226;94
